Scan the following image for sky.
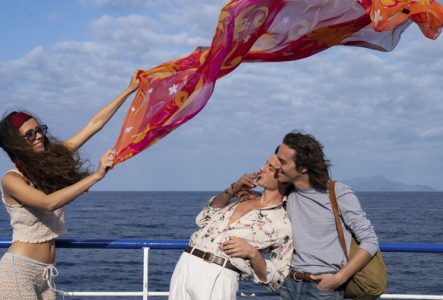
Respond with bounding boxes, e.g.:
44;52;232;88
0;0;442;191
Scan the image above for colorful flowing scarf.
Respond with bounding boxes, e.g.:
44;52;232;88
113;0;443;165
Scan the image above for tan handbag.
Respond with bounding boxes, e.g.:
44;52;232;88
328;181;388;300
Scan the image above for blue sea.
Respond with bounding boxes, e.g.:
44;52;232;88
1;191;442;299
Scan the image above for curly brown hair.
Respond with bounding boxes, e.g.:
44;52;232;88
0;111;90;194
283;131;331;192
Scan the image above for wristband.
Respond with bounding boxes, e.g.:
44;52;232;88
224;182;237;198
230;182;237;194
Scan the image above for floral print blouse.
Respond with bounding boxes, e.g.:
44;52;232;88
189;196;293;291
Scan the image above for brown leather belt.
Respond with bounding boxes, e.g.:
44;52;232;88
185;246;241;274
289;271;320;283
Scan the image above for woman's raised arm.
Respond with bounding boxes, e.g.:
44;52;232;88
63;69;144;152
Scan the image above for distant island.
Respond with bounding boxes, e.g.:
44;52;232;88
342;175;437;192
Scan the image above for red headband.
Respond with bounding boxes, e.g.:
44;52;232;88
9;112;32;129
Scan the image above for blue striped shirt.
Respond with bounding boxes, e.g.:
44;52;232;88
287;181;379;274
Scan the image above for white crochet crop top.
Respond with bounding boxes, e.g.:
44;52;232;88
1;169;66;243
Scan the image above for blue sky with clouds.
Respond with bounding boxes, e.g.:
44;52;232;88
1;0;442;191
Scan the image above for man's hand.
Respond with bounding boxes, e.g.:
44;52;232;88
311;248;372;292
310;273;346;292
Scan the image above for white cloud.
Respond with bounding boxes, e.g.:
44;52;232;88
420;127;443;138
157;3;223;39
79;0;143;8
44;14;59;22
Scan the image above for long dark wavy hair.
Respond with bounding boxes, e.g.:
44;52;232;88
283;131;331;192
0;111;90;194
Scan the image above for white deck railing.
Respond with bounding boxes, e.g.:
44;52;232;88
1;239;442;299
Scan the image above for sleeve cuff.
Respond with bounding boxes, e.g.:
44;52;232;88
195;196;222;226
359;241;379;256
252;259;276;285
207;196;222;211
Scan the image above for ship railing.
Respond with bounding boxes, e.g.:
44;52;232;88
1;239;442;299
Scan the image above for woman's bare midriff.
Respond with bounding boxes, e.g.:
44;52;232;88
10;240;56;264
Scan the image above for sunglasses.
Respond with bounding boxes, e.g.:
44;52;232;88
23;125;48;142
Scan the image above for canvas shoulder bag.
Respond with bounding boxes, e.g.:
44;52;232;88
328;180;388;300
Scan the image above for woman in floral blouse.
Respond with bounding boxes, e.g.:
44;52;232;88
169;154;293;300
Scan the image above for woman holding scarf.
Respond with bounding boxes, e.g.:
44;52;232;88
0;69;143;299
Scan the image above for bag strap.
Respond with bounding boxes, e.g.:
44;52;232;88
328;180;349;261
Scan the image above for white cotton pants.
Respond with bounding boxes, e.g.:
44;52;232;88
169;252;240;300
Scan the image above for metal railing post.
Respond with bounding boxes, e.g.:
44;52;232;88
143;247;149;300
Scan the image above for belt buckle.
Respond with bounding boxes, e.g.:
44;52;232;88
202;251;216;264
291;271;299;281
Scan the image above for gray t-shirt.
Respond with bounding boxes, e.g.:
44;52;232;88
287;181;379;274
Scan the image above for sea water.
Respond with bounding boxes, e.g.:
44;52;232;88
0;191;442;299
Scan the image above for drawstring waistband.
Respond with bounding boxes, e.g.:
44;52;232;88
42;265;58;287
42;264;64;295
